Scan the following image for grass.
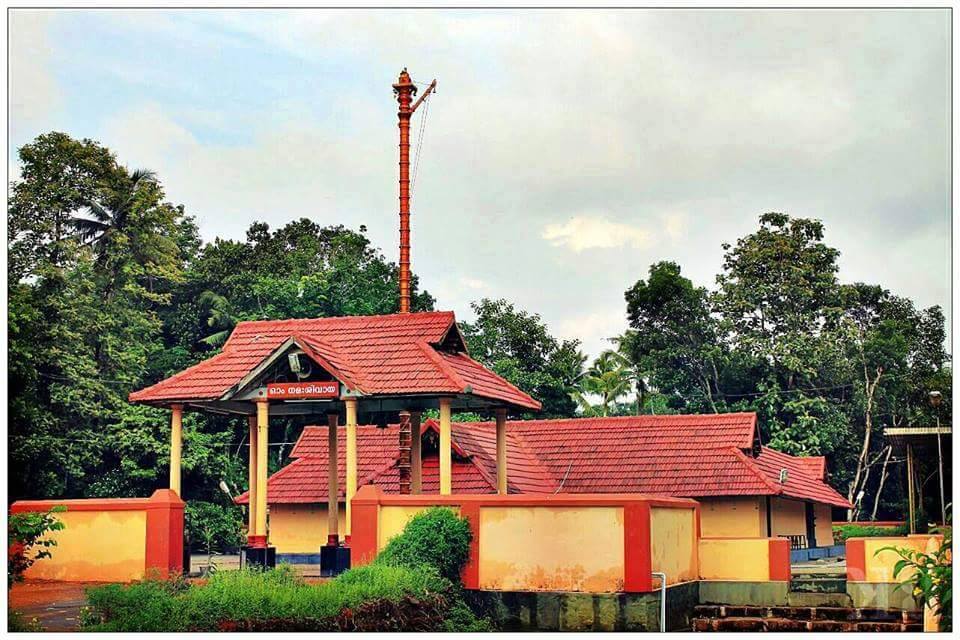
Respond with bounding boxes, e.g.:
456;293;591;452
832;522;909;544
84;507;492;632
84;564;449;632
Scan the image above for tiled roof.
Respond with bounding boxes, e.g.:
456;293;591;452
240;413;851;508
129;311;540;410
753;447;850;508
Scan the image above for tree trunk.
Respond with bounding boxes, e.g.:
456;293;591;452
847;363;882;521
869;446;893;521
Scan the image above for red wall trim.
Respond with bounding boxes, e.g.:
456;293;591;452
623;502;653;592
11;497;154;513
767;538;791;582
460;503;481;589
846;538;867;582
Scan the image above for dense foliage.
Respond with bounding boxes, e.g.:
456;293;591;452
832;523;909;544
7;507;65;586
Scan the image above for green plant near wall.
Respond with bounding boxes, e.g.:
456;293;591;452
7;507;66;587
833;523;908;544
878;518;952;632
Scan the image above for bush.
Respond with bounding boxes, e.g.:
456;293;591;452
84;506;491;632
833;523;908;544
184;501;245;556
8;609;44;632
8;507;65;586
84;564;452;632
375;507;472;583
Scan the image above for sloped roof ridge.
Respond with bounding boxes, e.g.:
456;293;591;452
499;423;561;492
418;342;468;392
731;446;783;495
230;310;455;332
128;351;229;402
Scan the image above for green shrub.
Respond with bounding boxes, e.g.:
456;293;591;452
833;523;908;544
184;501;245;556
375;507;472;582
8;609;44;632
8;506;66;587
84;563;452;632
878;523;952;632
84;506;492;632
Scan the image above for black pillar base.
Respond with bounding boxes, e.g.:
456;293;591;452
244;546;276;569
320;544;351;577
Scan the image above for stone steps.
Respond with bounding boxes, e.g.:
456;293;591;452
692;605;921;632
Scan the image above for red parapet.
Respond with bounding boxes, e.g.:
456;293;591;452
845;538;867;581
350;485;382;567
144;489;185;576
623;502;653;592
459;503;481;589
767;537;791;582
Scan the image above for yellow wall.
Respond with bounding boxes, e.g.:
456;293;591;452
699;497;764;537
24;510;147;582
860;536;940;583
814;503;834;547
650;507;698;583
478;506;625;592
377;505;445;550
770;497;806;537
269;503;345;553
698;538;771;581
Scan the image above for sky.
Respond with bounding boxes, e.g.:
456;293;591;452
8;8;952;360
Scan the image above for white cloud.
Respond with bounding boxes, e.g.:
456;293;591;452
543;216;652;253
8;11;60;142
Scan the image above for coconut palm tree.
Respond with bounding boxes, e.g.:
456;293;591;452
71;168;158;263
197;291;240;348
575;350;633;417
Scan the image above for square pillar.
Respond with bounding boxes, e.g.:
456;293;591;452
327;411;340;546
254;399;269;547
169;404;183;496
439;398;452;495
410;411;422;494
345;398;358;541
495;408;508;495
246;415;258;543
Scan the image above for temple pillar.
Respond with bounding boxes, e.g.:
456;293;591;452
398;411;412;494
254;399;269;546
247;415;258;542
345;398;357;541
169;404;183;496
439;398;452;495
495;408;508;495
410;411;422;494
327;411;340;545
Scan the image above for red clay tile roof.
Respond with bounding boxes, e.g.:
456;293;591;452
752;447;849;507
129;311;539;410
238;413;850;508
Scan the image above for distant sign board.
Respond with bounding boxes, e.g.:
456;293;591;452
266;381;339;400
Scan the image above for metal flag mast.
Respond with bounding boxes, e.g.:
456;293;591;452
393;68;437;314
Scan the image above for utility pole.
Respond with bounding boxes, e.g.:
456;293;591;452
928;390;946;526
393;68;437;314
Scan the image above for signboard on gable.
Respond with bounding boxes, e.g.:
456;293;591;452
266;381;340;400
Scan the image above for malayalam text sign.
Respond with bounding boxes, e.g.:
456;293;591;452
266;381;340;400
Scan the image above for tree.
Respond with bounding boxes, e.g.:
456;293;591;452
576;350;632;417
8;132;122;280
623;261;727;413
461;298;585;418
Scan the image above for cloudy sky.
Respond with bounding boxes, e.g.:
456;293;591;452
9;8;951;359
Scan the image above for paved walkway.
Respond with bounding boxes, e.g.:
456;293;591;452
8;580;100;632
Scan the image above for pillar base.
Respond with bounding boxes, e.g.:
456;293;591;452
244;545;276;569
247;534;268;549
320;544;351;577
